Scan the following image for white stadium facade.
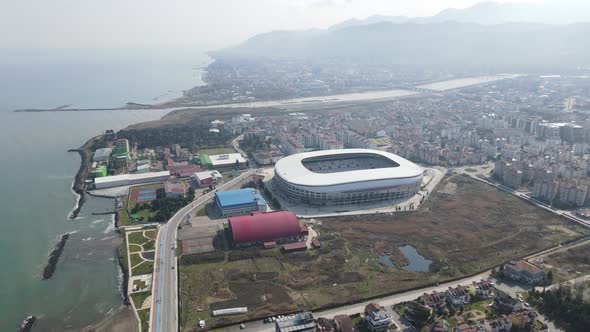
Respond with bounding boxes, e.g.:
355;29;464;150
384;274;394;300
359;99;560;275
273;149;423;206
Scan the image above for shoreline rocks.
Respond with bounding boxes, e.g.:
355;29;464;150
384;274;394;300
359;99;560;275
68;148;89;220
18;315;36;332
42;233;70;280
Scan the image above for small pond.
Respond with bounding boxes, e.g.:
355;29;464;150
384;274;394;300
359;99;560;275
399;244;432;272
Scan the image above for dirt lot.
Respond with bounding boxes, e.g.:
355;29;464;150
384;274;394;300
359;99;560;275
534;240;590;282
180;175;588;330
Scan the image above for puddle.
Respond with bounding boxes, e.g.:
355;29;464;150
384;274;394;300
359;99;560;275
399;244;432;272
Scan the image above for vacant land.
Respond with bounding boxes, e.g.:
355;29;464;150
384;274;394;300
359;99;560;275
180;175;587;330
536;240;590;282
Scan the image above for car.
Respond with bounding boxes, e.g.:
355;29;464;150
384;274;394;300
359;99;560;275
172;266;175;269
239;324;245;329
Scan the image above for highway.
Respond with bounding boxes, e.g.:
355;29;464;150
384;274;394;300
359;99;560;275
149;169;256;332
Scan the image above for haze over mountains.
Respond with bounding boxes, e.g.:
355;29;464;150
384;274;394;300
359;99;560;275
216;1;590;72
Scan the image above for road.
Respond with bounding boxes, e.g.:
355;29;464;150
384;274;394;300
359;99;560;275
149;169;255;332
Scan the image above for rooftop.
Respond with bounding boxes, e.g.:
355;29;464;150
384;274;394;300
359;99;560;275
507;260;543;275
274;149;422;187
215;189;266;208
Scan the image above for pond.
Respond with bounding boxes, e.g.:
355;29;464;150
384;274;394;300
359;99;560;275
377;254;396;267
399;245;432;272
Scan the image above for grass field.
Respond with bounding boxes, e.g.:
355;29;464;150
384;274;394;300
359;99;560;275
130;253;143;267
128;231;149;246
131;291;151;309
179;175;588;330
132;260;154;276
137;308;150;332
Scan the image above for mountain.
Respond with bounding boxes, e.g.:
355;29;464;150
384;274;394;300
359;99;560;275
328;1;590;29
217;21;590;71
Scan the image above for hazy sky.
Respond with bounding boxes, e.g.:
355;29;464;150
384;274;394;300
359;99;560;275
0;0;543;49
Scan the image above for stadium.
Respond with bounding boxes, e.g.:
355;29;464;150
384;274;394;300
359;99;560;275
273;149;423;206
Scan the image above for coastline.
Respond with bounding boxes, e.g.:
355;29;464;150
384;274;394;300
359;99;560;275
68;134;102;220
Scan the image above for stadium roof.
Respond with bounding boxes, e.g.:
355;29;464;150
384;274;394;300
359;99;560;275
229;211;301;243
274;149;422;187
215;189;266;208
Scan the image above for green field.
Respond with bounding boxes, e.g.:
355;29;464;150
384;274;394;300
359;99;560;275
131;291;151;309
137;308;150;332
132;261;154;276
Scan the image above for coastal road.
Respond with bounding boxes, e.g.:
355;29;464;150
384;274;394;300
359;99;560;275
149;169;256;332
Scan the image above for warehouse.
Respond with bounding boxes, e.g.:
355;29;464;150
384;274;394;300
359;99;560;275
94;171;170;189
93;148;112;163
214;188;266;217
192;170;223;187
200;153;247;169
274;148;423;206
228;211;305;247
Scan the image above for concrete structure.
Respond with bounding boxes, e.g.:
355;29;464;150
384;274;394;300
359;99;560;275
364;303;391;332
274;149;422;206
214;188;267;217
228;211;305;247
192;170;223;187
275;312;316;332
200;153;246;169
164;181;187;198
91;165;108;177
503;260;544;284
93;148;112;162
94;171;170;189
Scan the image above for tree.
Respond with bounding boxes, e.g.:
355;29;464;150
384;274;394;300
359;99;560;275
546;270;554;284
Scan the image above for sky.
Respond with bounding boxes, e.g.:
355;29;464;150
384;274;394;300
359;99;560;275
0;0;548;50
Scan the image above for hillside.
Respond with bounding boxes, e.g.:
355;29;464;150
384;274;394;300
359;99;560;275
217;21;590;72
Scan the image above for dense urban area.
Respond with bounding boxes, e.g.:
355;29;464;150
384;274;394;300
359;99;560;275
75;73;590;332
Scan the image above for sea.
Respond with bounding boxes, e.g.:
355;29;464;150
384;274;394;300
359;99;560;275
0;47;208;331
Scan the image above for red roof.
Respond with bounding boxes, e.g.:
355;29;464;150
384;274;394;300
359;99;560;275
229;211;302;244
282;241;308;251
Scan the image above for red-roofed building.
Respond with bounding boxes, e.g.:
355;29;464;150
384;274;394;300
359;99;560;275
282;241;308;252
504;260;544;284
228;211;306;247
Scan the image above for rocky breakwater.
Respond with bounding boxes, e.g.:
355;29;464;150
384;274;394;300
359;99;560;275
41;233;70;280
18;316;36;332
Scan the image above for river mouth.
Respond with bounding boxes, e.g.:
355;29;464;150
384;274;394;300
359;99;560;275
378;245;432;272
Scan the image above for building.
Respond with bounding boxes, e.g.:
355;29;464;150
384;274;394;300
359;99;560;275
487;315;512;332
228;211;305;247
472;280;494;298
455;323;485;332
91;165;108;178
215;189;267;217
504;260;544;284
364;303;391;332
275;312;316;332
446;285;471;306
200;153;246;169
192;170;223;187
94;171;170;189
494;290;524;313
333;315;353;332
164;181;187;198
168;164;204;178
274;149;423;206
93;148;112;162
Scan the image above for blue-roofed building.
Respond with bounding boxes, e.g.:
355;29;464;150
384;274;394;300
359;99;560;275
214;188;267;217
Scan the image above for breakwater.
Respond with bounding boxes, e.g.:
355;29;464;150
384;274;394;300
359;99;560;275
41;233;70;280
18;316;36;332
